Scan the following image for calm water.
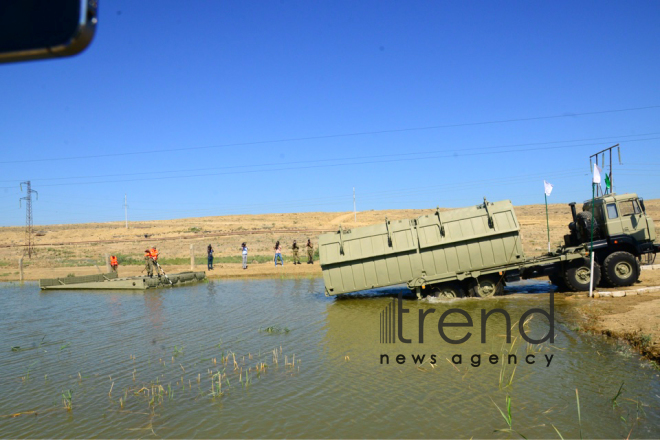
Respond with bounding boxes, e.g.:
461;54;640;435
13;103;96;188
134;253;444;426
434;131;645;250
0;279;658;438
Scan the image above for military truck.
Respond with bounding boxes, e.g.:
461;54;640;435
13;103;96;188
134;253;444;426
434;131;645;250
319;194;659;298
557;192;658;289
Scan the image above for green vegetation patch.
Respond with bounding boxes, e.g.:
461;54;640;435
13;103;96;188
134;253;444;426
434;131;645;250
259;326;290;334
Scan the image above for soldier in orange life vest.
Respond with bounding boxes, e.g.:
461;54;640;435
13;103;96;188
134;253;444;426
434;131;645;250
110;255;118;273
144;249;154;277
149;246;160;277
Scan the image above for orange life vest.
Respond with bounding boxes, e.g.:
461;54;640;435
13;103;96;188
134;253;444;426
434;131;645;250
110;256;118;266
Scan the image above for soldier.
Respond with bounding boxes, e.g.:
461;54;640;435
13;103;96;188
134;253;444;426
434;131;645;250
292;240;300;264
144;249;153;277
110;255;119;273
150;246;160;277
306;239;314;264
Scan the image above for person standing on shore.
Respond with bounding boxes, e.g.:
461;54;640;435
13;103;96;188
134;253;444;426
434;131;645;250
207;244;214;270
306;239;314;264
292;240;300;264
274;241;284;266
241;242;249;269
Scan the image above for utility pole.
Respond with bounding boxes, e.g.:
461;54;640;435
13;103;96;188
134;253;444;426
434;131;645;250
353;187;356;223
19;181;38;258
124;194;128;229
587;144;620;297
589;144;620;196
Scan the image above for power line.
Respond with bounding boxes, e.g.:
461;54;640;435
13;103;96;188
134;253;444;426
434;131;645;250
0;159;646;221
19;168;587;216
7;167;585;210
2;135;657;190
2;130;657;184
2;104;659;165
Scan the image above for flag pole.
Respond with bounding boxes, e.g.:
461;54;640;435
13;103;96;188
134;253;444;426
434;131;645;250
545;192;551;253
588;181;595;298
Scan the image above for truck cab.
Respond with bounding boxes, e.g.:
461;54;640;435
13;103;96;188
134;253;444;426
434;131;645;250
581;193;657;254
563;192;659;287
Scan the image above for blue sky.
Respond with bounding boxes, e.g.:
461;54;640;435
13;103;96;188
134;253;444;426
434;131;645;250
1;0;660;226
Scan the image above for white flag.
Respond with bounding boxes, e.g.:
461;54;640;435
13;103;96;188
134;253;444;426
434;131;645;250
544;180;553;196
593;164;602;184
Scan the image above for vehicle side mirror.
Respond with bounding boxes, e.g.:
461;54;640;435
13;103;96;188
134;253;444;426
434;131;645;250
639;198;646;213
0;0;97;64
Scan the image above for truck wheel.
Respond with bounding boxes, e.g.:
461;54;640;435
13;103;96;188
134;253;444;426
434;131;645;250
603;251;639;287
563;259;601;291
432;282;465;299
468;275;503;298
548;273;568;291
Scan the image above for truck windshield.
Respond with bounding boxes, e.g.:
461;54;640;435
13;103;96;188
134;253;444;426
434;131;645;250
620;200;641;216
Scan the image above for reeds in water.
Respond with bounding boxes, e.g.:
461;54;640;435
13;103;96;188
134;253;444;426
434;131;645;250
62;389;73;411
28;344;301;420
576;388;582;439
210;372;223;398
490;394;527;438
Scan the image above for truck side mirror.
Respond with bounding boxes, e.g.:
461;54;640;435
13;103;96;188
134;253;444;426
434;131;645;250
0;0;97;64
639;198;646;213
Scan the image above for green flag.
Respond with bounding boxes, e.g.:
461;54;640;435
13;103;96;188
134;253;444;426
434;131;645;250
605;173;611;191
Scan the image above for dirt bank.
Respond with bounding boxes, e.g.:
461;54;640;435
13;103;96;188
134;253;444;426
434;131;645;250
564;268;660;363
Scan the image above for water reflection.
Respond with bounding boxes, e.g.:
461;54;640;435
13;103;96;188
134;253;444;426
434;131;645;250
144;290;164;333
207;280;217;296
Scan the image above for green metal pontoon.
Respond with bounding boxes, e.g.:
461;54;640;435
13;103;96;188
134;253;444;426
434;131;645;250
39;271;206;290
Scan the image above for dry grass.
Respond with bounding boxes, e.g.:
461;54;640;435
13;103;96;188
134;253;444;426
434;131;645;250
1;199;659;281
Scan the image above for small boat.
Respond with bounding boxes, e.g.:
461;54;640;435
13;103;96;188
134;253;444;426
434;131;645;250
39;271;206;290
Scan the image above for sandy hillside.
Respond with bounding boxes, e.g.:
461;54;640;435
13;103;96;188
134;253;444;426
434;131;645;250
1;199;659;280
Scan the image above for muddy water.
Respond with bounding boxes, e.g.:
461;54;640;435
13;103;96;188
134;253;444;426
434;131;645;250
0;279;658;438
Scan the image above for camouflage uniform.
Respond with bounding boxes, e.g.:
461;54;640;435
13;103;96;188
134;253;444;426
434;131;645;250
306;240;314;264
292;241;300;264
144;251;153;277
